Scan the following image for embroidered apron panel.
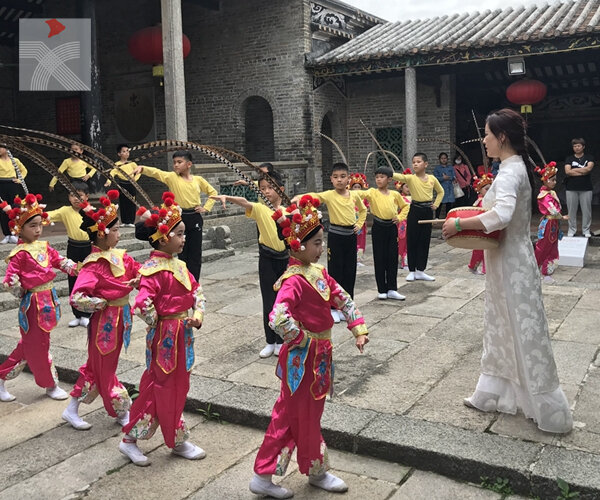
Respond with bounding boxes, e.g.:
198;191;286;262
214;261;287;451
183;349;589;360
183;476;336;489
284;339;310;395
145;327;156;370
36;289;58;333
184;326;195;372
310;340;332;400
122;304;132;350
18;292;33;333
95;306;121;355
156;319;181;374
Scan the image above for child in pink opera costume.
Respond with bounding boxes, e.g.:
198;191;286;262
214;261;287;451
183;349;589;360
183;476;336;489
349;173;369;267
249;195;369;499
0;194;77;402
119;192;206;466
62;190;141;430
534;162;568;283
395;168;412;270
467;173;494;275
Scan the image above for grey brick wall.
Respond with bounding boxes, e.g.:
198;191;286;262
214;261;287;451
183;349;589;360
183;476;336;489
2;0;454;206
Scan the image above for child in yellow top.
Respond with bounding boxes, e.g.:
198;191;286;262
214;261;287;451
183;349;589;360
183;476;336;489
211;171;289;359
47;181;92;327
103;144;143;227
132;150;218;280
392;153;444;282
357;166;407;300
49;144;96;190
0;144;28;244
292;163;366;324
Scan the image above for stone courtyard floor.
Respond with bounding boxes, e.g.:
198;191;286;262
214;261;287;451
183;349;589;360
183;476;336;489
1;231;600;498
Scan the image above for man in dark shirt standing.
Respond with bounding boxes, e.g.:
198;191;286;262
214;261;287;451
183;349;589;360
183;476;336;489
564;138;594;237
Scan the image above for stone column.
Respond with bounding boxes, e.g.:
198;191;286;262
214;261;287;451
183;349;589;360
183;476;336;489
78;0;102;191
405;65;417;161
161;0;188;141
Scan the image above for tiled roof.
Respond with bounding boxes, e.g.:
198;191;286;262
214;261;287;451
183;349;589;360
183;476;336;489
313;1;600;65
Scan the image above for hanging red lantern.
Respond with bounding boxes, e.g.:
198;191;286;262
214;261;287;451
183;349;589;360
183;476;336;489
506;79;547;105
128;25;191;68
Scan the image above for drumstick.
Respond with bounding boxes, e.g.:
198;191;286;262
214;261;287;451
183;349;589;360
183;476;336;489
418;219;445;224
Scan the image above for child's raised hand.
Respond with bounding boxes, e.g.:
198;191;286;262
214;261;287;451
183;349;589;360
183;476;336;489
125;275;141;289
185;317;202;329
209;195;227;210
355;334;369;353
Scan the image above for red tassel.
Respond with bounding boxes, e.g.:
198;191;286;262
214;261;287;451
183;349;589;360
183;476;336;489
107;189;119;200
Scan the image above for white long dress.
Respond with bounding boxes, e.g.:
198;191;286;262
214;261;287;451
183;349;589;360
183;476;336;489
466;155;573;434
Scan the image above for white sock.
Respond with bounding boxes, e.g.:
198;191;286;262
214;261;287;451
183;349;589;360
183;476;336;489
66;397;79;413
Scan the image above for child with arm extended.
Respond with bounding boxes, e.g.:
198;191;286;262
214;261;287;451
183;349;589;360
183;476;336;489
0;194;76;402
211;171;289;358
118;192;206;466
62;190;141;430
392;153;444;281
250;195;368;498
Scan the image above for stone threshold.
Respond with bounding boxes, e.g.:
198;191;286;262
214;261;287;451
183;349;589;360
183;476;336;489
1;335;599;499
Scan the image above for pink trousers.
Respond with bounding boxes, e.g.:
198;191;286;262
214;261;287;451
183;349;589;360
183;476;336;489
70;306;131;417
0;292;58;388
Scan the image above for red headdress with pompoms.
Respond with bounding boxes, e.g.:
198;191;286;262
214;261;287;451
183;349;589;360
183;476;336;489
349;172;369;189
1;193;49;235
534;161;558;182
271;195;322;252
79;189;119;238
472;173;494;193
395;168;412;189
82;189;120;237
136;191;183;243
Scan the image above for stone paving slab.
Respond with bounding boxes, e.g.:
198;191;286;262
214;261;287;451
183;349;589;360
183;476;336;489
2;238;600;497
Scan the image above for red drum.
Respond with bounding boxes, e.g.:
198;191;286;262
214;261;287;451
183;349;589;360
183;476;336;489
446;207;502;250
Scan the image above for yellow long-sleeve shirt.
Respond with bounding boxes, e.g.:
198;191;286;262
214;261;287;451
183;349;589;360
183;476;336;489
110;161;142;182
392;173;444;207
49;158;97;187
357;188;407;220
141;166;217;211
0;157;28;179
47;205;89;241
307;190;366;228
398;195;411;222
246;203;286;252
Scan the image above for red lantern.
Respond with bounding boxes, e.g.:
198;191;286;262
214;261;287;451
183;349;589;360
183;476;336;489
506;79;547;105
128;26;191;65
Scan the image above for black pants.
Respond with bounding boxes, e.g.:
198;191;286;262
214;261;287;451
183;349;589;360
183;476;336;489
0;180;21;236
258;247;288;344
117;181;136;224
436;202;453;218
407;204;434;272
327;231;357;298
180;210;203;281
371;220;398;293
67;240;92;319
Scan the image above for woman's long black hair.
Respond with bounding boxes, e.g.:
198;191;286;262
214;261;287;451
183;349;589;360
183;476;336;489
486;108;536;190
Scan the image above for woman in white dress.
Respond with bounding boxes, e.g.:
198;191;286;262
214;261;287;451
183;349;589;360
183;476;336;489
442;108;572;434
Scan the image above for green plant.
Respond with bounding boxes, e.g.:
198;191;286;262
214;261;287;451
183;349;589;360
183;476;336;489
197;403;226;424
556;478;580;499
480;476;514;495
